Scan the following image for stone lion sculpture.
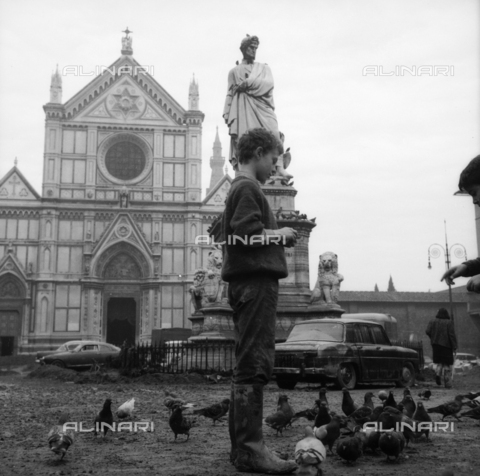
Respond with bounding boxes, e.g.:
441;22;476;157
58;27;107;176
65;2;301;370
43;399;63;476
310;252;344;306
190;245;228;309
189;268;207;312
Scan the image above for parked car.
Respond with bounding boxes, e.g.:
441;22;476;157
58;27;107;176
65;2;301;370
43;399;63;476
455;353;479;366
39;341;121;370
273;318;420;390
35;340;85;363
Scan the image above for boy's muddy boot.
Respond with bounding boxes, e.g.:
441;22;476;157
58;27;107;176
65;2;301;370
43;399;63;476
229;381;236;464
233;384;297;474
444;367;453;389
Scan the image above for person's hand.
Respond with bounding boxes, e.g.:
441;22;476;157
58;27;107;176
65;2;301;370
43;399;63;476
441;264;468;286
466;274;480;293
277;227;298;247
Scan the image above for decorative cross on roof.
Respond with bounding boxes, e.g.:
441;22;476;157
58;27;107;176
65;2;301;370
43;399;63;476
122;27;132;38
8;175;21;196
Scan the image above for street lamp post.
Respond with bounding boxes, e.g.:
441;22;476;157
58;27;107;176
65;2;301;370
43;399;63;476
428;221;467;326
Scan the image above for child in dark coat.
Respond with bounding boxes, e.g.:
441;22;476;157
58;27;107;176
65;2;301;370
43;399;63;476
221;128;298;474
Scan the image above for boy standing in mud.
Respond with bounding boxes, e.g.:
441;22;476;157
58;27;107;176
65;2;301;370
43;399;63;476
220;128;298;474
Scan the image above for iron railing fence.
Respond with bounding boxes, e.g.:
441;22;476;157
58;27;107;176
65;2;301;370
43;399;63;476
119;340;236;374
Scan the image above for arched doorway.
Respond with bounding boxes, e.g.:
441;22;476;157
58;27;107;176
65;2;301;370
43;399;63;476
95;243;150;346
0;274;25;356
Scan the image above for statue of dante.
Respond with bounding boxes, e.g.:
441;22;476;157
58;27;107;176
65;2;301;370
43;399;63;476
223;36;293;184
222;36;280;166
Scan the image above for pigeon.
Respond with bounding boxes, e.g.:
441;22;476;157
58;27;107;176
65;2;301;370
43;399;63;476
370;405;384;422
164;397;194;414
403;387;412;397
116;398;135;420
418;389;432;400
314;415;344;455
378;390;388;402
401;395;416;418
460;406;480;421
265;411;291;436
427;395;464;421
313;402;331;429
363;392;375;410
265;396;294;436
293;404;318;422
94;398;114;437
341;388;358;417
462;391;480;400
362;427;381;453
378;407;416;446
48;413;74;459
294;426;326;476
347;406;373;426
413;401;432;440
169;403;197;441
318;388;329;409
336;433;363;464
384;391;398;409
278;394;295;428
193;398;230;425
379;431;406;462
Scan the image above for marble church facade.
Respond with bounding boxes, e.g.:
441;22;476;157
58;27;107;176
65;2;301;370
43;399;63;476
0;36;231;354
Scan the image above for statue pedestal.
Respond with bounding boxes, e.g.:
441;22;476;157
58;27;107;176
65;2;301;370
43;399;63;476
188;305;235;371
188;303;235;340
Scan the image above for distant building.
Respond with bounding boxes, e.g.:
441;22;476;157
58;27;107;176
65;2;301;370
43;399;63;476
0;35;232;355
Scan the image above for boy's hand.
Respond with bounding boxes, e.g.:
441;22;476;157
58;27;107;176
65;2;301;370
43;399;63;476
441;264;468;286
277;227;298;247
466;275;480;293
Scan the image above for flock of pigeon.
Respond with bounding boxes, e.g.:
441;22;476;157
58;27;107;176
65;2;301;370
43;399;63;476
47;386;480;475
291;387;480;475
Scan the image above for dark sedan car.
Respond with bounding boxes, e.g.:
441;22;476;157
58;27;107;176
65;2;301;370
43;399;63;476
39;341;121;369
273;318;419;389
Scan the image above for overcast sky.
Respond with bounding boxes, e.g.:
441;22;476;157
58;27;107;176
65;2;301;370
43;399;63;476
0;0;479;293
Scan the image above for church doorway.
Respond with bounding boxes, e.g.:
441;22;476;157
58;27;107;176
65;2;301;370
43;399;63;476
106;298;136;347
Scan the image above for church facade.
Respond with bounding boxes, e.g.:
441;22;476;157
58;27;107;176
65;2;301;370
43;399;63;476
0;35;231;354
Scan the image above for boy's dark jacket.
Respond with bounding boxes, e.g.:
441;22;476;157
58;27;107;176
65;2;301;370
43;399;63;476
220;175;288;282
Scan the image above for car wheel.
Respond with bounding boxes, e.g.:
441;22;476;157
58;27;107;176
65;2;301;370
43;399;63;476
51;360;66;368
396;362;415;387
336;363;357;390
276;378;297;390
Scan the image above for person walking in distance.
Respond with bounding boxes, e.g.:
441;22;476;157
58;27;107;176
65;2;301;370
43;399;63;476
425;308;458;388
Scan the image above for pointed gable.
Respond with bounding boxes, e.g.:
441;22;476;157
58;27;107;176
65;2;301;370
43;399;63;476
0;245;29;284
90;212;153;272
0;167;40;201
203;174;232;207
62;56;186;126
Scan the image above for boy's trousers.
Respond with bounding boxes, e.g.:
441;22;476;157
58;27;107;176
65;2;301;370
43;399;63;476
228;275;279;385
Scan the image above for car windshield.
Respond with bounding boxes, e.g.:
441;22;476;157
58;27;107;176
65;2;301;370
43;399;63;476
66;343;78;350
287;322;344;342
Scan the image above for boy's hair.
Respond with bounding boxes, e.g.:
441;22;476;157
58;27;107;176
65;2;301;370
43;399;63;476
458;154;480;192
236;128;283;164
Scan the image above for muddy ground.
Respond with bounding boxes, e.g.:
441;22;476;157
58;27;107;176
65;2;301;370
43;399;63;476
0;362;479;476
